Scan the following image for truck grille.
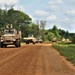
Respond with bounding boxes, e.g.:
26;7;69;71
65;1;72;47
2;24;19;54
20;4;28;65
4;36;14;40
6;40;11;42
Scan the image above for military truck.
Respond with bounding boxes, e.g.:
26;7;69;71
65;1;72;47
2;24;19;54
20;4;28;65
23;34;37;44
0;24;21;48
36;38;43;43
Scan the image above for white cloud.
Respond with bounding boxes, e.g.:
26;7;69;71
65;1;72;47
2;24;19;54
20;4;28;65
48;0;64;11
64;18;69;21
47;15;57;21
49;0;63;5
13;5;24;11
66;0;75;5
61;18;69;23
34;10;49;16
48;5;60;11
66;10;75;15
0;0;19;5
0;0;24;11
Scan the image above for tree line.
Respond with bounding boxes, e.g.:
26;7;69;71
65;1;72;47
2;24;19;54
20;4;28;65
45;25;75;42
0;7;75;43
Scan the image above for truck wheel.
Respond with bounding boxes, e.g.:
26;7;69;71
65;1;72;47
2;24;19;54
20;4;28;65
19;42;21;47
26;42;29;44
4;44;7;48
26;42;28;44
0;42;3;48
15;40;20;47
33;42;35;44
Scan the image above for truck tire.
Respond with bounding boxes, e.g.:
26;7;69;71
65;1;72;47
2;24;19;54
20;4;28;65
26;41;29;44
33;42;35;44
4;44;7;48
19;42;21;47
0;42;3;48
26;42;28;44
15;40;20;47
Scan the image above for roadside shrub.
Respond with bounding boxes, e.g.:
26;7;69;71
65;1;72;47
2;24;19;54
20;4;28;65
46;32;55;41
72;35;75;44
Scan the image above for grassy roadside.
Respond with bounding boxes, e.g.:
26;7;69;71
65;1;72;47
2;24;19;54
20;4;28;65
52;43;75;66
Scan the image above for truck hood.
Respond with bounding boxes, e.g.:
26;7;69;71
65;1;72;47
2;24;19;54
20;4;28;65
1;34;16;41
3;34;16;37
23;37;36;40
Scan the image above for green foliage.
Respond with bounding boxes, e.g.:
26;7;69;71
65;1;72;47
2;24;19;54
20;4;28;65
31;23;39;37
39;20;46;41
21;24;30;37
58;29;71;40
6;8;31;25
51;25;61;40
52;43;75;65
58;29;66;36
72;35;75;44
0;7;75;42
20;23;39;38
0;8;32;39
46;32;55;41
0;8;31;29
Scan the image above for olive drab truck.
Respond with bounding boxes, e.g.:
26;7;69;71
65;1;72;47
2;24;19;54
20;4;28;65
0;24;21;48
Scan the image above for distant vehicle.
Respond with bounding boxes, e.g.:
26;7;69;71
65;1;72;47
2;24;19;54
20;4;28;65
36;38;43;43
62;37;65;42
23;34;37;44
0;24;21;48
52;37;57;42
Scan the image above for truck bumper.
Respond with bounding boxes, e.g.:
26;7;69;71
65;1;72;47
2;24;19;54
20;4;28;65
3;41;15;45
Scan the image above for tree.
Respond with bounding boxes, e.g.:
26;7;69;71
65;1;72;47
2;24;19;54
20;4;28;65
46;32;55;41
6;8;31;28
52;25;61;40
0;9;6;28
72;35;75;44
39;20;46;41
30;23;39;37
21;24;30;37
0;7;33;41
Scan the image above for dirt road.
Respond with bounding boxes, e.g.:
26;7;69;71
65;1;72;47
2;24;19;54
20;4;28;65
0;43;75;75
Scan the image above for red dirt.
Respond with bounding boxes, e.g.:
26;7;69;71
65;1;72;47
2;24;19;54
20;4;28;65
0;43;75;75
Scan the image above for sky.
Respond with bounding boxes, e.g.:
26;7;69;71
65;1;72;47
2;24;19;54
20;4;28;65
0;0;75;33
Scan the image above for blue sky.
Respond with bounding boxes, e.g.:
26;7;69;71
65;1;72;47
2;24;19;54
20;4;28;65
0;0;75;33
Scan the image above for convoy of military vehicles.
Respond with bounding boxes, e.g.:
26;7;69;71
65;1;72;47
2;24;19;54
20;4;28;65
23;34;43;44
0;24;43;48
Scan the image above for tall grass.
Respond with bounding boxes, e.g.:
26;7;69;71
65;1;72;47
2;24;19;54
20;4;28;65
52;43;75;65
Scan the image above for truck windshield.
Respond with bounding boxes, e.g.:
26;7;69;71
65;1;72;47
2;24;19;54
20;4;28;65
5;30;14;34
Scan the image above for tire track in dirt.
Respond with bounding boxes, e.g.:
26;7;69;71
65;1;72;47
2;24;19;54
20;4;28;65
0;45;41;75
0;45;28;67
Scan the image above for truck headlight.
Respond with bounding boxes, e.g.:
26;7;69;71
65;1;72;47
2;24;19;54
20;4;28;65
13;39;15;41
1;40;3;42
